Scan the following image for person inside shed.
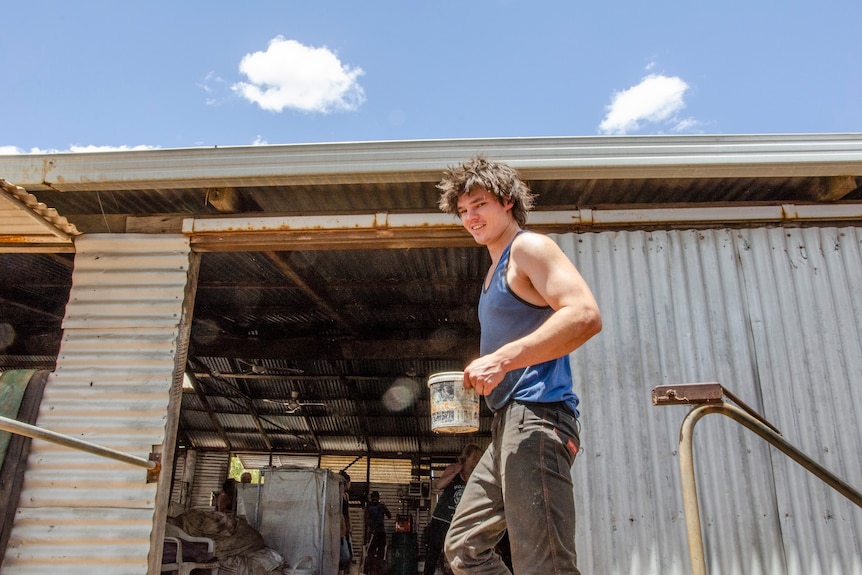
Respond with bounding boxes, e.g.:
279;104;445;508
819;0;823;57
365;490;392;562
216;477;237;513
424;444;483;575
240;471;252;484
339;471;353;575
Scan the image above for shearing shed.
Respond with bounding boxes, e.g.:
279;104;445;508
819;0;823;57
1;134;862;574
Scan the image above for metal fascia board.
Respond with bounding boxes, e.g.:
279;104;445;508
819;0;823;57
1;134;861;192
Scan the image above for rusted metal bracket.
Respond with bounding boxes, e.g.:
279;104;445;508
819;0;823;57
147;450;162;483
652;382;781;434
652;382;724;405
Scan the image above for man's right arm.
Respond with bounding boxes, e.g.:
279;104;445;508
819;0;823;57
433;461;462;492
464;232;601;395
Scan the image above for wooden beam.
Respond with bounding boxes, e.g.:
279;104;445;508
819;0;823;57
263;251;357;336
206;187;243;212
245;398;273;452
810;175;859;201
185;374;232;451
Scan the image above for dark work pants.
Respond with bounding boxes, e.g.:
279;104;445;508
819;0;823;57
368;530;387;559
444;401;581;575
425;517;450;575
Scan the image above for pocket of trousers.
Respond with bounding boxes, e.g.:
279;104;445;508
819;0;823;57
518;403;579;475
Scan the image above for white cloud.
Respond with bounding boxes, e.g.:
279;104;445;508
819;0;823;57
67;144;160;153
0;144;159;155
232;36;366;113
599;74;692;135
200;71;229;106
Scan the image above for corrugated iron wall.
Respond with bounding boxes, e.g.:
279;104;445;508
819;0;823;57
168;449;187;507
561;226;862;574
2;234;192;574
184;451;230;509
166;449;231;514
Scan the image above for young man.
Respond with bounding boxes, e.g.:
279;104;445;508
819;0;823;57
437;156;602;575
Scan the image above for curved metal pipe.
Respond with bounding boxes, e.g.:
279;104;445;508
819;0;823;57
678;405;710;575
679;403;862;575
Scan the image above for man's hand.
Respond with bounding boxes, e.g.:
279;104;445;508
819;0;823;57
463;353;507;396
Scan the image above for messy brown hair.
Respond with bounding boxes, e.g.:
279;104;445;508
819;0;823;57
436;155;535;228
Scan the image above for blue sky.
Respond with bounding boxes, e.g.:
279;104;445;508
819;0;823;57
2;1;861;154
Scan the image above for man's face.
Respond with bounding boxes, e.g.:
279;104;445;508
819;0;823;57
456;187;513;246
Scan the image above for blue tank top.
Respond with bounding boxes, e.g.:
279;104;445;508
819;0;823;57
478;231;580;417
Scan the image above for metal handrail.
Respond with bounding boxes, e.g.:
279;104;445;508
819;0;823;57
0;414;159;472
653;383;862;575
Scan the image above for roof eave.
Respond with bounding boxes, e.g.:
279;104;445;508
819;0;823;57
2;133;862;193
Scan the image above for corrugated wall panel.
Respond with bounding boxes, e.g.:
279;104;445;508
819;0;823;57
556;227;862;575
5;508;152;574
3;234;192;575
738;227;862;573
319;456;413;484
321;454;364;476
169;449;187;506
187;451;230;509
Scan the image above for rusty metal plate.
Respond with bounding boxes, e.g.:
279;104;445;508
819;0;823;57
651;383;724;406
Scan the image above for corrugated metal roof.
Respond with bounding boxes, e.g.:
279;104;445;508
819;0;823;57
1;135;860;241
0;179;79;248
3;134;862;193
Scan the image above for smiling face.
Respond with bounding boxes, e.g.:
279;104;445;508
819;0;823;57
456;187;517;249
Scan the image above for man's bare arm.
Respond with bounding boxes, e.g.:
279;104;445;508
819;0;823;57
464;233;602;395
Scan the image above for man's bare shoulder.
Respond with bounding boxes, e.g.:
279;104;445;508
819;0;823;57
511;231;569;263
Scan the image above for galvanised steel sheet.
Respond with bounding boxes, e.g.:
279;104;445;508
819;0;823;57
560;227;862;575
3;234;191;574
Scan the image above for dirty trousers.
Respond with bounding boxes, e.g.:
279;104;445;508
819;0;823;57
444;401;581;575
